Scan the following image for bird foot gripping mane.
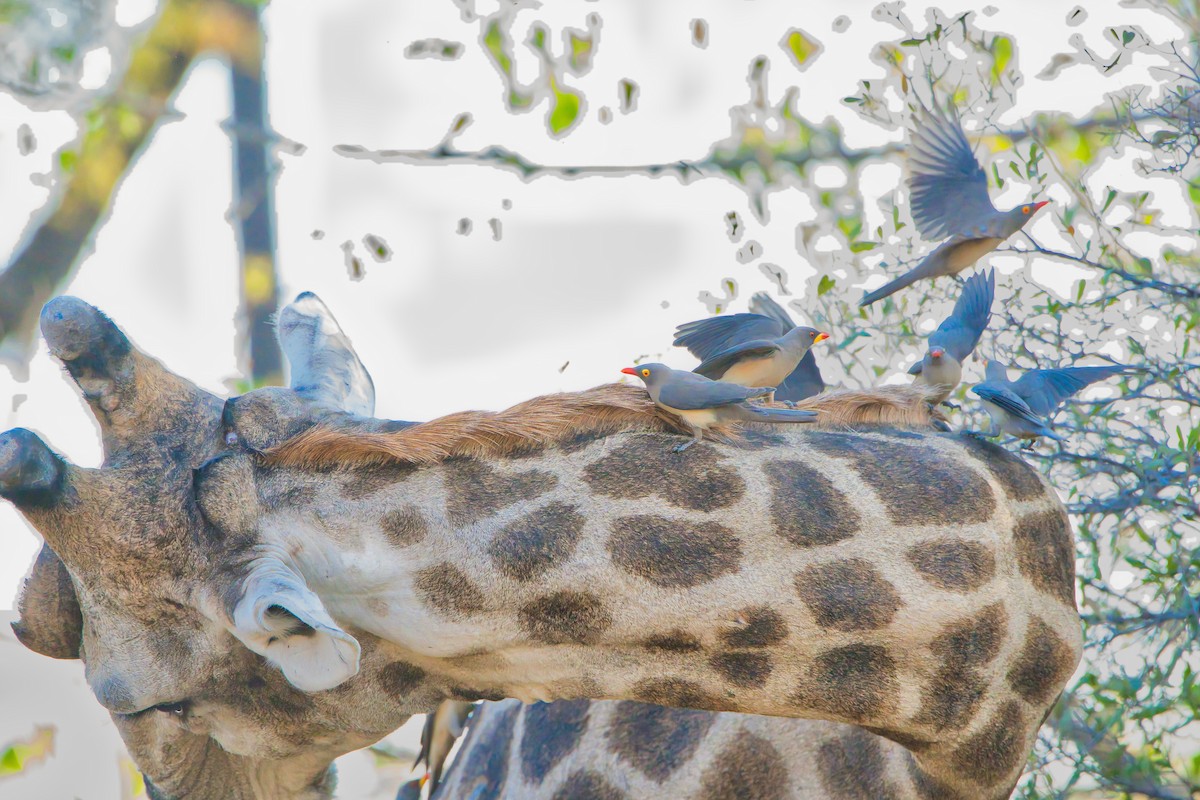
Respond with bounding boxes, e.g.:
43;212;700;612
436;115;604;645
261;383;947;469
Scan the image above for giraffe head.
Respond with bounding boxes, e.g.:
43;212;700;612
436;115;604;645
4;295;407;798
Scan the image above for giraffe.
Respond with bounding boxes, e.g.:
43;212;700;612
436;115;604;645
3;295;1082;800
435;700;952;799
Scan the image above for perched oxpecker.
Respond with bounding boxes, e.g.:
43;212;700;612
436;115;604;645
909;268;997;404
622;363;818;451
971;357;1134;446
674;306;829;404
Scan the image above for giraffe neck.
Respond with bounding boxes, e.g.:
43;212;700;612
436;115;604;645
246;426;1079;800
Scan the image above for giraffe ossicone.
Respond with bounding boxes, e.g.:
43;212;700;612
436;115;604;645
2;294;1081;800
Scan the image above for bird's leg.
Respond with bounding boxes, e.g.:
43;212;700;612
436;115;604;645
1020;439;1036;451
941;400;961;410
782;400;798;409
674;428;703;453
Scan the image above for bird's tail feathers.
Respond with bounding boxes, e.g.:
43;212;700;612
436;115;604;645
859;264;929;307
731;405;819;424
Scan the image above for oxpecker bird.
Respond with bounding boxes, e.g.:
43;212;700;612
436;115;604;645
415;700;474;794
622;363;818;451
673;304;829;403
908;268;996;404
860;107;1049;307
972;358;1132;447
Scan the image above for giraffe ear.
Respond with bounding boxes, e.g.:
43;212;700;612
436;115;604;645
228;557;360;691
11;543;82;659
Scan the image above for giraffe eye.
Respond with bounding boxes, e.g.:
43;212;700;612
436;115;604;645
1022;205;1031;214
641;369;650;377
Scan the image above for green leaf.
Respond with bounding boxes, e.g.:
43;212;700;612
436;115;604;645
990;35;1013;83
850;241;879;252
58;149;77;172
817;275;836;296
548;80;582;136
1101;187;1118;212
1122;30;1134;45
783;28;822;69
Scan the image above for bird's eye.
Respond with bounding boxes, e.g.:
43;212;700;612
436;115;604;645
810;331;816;339
641;369;650;377
1022;205;1031;214
152;701;189;716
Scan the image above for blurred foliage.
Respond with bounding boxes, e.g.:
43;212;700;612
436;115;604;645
0;726;54;778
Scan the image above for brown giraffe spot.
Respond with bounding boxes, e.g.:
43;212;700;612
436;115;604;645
519;591;612;644
444;459;558;526
378;661;425;696
931;603;1007;666
699;729;790;800
379;505;427;547
906;753;958;800
550;770;627;800
414;563;486;616
582;436;746;512
608;516;742;588
956;434;1046;501
558;430;610;454
488;502;585;582
915;604;1008;732
708;651;772;688
606;701;715;782
632;677;735;712
803;433;996;525
457;702;519;797
763;459;861;546
816;728;902;800
1013;508;1076;605
906;538;996;592
1007;617;1078;705
720;606;788;649
796;559;902;631
641;630;703;653
339;464;418;500
450;687;508;702
793;644;897;723
950;700;1027;787
519;700;590;785
259;482;317;508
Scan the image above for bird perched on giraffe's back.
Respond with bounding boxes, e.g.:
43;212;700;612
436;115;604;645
909;268;996;403
674;305;828;404
972;357;1136;445
622;363;818;451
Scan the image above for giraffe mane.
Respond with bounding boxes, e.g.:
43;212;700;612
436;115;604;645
260;383;946;469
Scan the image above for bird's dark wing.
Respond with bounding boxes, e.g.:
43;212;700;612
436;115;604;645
972;382;1045;426
1011;365;1128;417
908;108;997;240
747;293;824;401
747;292;797;332
673;313;784;361
929;268;996;362
775;349;826;402
694;340;782;380
659;374;766;409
